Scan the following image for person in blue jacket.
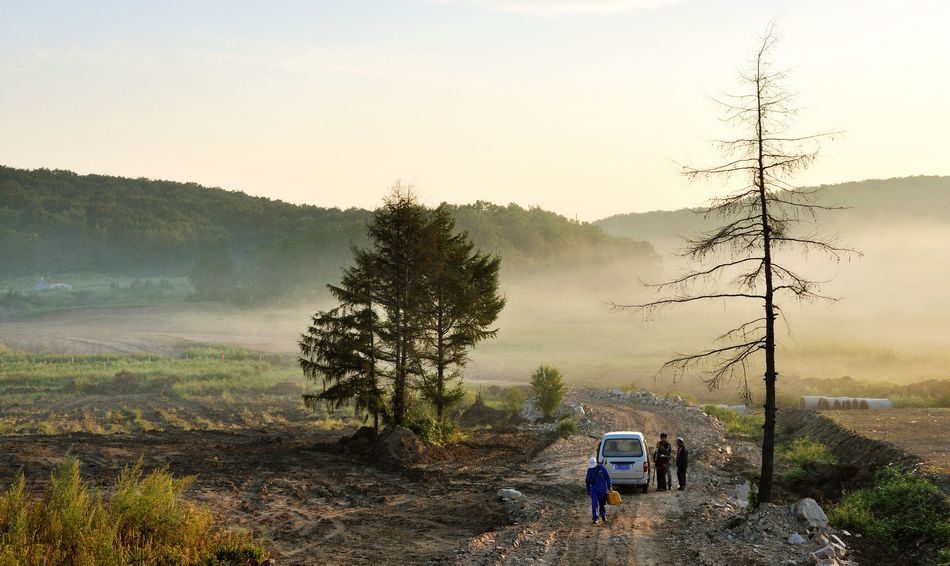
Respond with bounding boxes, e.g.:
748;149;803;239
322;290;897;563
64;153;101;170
585;456;612;524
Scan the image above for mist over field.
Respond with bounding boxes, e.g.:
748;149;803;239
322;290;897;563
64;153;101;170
1;170;948;406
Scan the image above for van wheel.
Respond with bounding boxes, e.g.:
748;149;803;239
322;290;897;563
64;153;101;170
642;485;649;494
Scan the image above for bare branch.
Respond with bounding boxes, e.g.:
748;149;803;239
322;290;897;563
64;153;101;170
655;257;765;288
609;293;765;312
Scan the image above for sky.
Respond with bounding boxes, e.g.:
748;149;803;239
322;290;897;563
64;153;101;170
1;0;948;220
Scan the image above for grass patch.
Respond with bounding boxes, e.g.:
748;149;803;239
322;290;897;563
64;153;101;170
701;405;765;440
0;346;311;435
778;437;835;482
830;466;950;563
0;456;267;564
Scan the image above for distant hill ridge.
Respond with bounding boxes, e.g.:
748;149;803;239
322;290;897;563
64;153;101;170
0;166;656;293
594;176;950;249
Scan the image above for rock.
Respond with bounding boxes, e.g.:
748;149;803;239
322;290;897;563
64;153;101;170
520;397;543;422
788;533;806;545
497;488;526;501
791;498;829;529
829;534;847;549
811;544;836;559
573;405;586;417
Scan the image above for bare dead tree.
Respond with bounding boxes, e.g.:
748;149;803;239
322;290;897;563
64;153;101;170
612;25;854;503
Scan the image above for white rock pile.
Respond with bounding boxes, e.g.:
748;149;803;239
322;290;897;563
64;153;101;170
713;497;857;565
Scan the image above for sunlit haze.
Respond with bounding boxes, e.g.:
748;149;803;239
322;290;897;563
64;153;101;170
2;0;948;219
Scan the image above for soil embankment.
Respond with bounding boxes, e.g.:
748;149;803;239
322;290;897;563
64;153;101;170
780;409;922;473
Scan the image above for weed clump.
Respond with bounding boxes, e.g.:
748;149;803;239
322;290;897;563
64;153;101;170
779;437;836;481
830;466;950;564
0;457;266;565
556;416;579;436
701;405;765;440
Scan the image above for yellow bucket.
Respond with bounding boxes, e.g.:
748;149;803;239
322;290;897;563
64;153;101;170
607;489;622;505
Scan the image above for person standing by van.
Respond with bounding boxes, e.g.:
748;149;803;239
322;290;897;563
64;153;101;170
676;437;688;490
654;433;672;491
585;456;612;524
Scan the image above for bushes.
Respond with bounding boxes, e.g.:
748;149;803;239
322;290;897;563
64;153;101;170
0;457;266;565
405;409;457;446
556;417;579;436
701;405;764;440
778;438;836;482
830;466;950;563
531;365;565;420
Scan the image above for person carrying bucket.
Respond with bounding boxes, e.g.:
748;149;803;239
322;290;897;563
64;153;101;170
585;456;612;525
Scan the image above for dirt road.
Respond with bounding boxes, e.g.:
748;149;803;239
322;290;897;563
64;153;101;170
459;394;733;565
0;392;746;565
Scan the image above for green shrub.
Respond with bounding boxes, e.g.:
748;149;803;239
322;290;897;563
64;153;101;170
782;466;808;482
701;405;764;440
0;457;266;565
502;387;529;419
779;437;836;481
406;411;457;446
830;466;950;562
556;417;579;436
531;365;565;420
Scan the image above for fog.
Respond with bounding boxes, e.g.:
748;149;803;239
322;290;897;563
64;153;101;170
1;218;947;404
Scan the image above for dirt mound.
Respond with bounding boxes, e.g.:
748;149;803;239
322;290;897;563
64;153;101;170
338;425;423;470
376;426;422;465
460;398;508;426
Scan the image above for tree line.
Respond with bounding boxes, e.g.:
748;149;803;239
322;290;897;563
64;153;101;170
299;187;505;433
0;167;656;304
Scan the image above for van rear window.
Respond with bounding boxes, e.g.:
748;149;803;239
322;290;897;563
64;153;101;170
602;438;644;458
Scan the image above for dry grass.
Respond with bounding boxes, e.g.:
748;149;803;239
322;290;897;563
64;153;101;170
0;456;266;565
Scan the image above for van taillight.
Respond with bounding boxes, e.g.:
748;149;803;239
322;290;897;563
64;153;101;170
643;462;649;473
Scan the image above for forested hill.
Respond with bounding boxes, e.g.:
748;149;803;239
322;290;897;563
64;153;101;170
594;176;950;251
0;166;656;301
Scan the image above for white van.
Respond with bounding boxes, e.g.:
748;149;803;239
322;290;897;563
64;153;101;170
596;431;651;494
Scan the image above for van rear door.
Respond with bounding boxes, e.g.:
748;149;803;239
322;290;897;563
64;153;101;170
599;437;646;480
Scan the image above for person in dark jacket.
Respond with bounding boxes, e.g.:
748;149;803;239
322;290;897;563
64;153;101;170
585;456;612;524
676;437;688;490
654;433;672;491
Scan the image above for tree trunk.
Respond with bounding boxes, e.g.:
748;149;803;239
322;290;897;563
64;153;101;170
436;310;445;419
755;53;777;504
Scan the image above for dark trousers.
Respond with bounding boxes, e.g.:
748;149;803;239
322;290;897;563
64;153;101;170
677;466;686;488
590;490;607;520
656;465;668;490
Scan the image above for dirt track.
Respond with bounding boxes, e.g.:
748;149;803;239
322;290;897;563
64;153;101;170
0;394;744;565
459;397;723;566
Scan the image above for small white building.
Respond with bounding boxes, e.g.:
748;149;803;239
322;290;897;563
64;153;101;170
33;277;72;292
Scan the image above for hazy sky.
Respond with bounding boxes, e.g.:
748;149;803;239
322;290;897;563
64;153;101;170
2;1;947;220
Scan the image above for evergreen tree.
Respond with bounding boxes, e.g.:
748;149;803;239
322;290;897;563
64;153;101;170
419;206;505;419
299;185;506;431
299;261;386;432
